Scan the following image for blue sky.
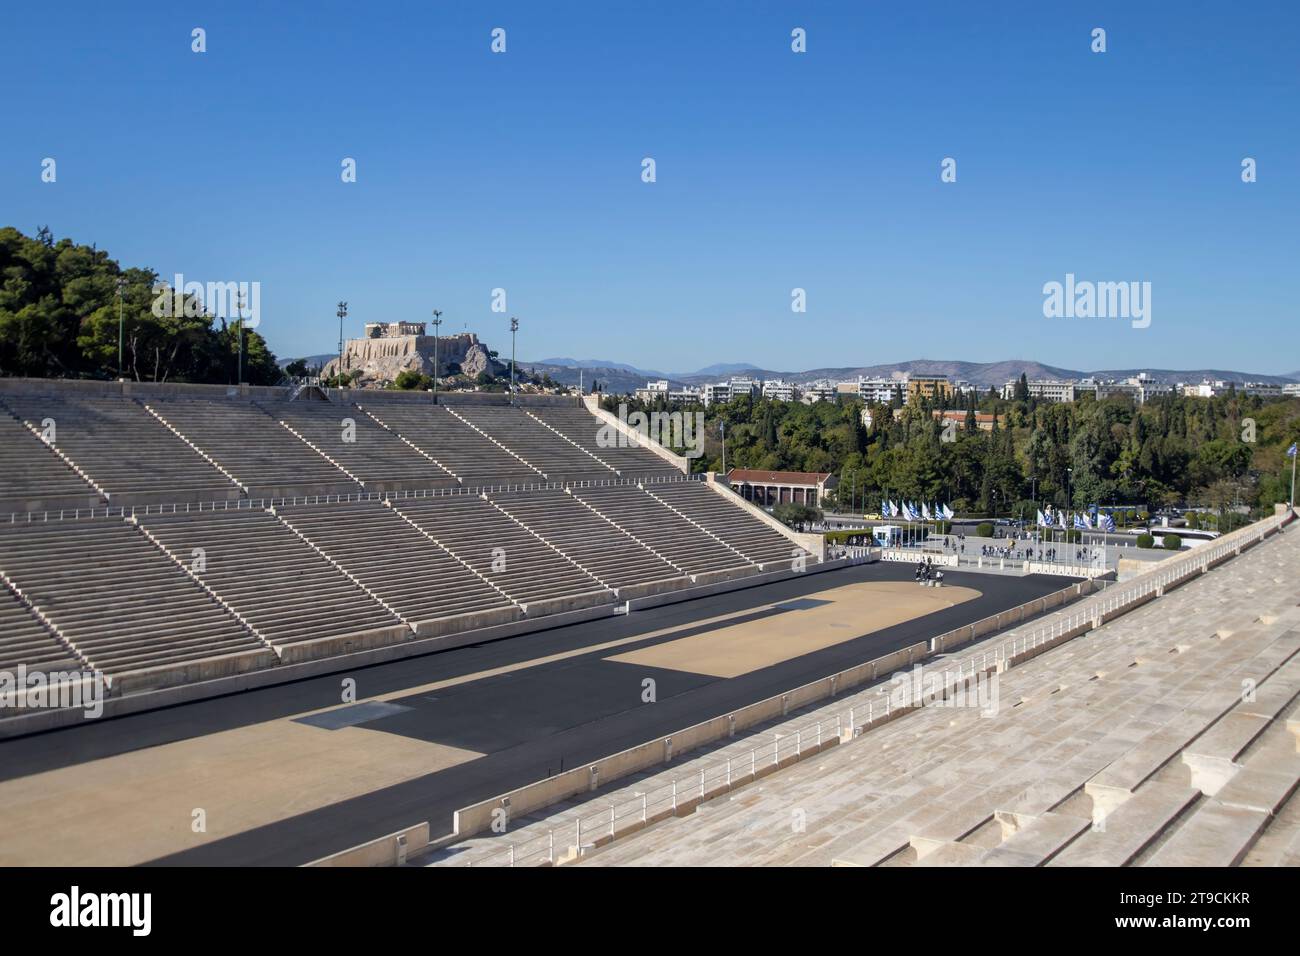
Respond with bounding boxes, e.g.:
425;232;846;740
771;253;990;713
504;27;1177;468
3;1;1297;375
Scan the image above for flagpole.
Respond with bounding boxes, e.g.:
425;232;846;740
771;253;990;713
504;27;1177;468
1290;446;1296;511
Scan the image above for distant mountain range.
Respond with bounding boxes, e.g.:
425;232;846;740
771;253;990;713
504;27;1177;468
281;346;1298;395
516;357;1300;394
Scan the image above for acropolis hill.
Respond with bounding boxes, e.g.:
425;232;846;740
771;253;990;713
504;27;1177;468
322;323;504;387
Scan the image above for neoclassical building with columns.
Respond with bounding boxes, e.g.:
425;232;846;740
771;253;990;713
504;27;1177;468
724;469;837;507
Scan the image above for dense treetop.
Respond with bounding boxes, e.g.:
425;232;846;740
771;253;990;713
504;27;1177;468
605;386;1300;522
0;226;279;384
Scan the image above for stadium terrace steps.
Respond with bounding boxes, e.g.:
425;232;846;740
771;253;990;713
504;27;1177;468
527;406;685;478
393;494;614;615
427;518;1300;867
0;576;84;673
262;401;459;492
571;484;756;579
0;407;102;513
275;500;521;636
138;509;409;661
145;399;361;498
452;405;618;481
0;396;239;505
645;480;809;570
0;518;273;682
486;488;689;599
359;403;543;486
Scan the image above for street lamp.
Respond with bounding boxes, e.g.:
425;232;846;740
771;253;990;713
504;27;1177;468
336;301;348;395
509;316;519;399
431;309;443;401
115;276;126;379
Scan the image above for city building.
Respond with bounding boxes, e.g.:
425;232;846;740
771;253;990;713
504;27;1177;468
633;380;701;403
906;375;954;405
761;379;797;402
1000;379;1078;403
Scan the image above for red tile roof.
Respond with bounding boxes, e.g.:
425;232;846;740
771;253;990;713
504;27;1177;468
726;469;833;486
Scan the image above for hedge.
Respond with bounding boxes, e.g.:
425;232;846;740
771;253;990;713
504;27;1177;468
1162;534;1182;550
1136;533;1155;549
975;521;995;538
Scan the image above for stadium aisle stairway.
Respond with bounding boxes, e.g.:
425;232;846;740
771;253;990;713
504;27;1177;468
0;407;101;513
527;406;684;478
139;509;408;659
393;494;615;614
0;395;238;505
263;401;459;492
146;399;361;498
452;405;617;481
0;576;84;673
275;499;521;635
0;518;274;681
572;484;757;578
486;487;689;598
646;481;808;570
359;402;543;486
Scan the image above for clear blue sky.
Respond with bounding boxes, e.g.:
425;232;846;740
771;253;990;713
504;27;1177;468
3;1;1297;375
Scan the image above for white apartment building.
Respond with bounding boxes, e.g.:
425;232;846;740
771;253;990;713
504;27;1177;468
761;379;797;401
1000;379;1078;403
633;379;701;403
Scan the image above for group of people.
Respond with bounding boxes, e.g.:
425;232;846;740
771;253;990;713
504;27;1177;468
914;557;943;586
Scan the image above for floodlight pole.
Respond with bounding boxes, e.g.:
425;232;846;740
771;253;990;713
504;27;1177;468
510;316;519;401
431;309;443;402
115;276;126;379
336;301;348;397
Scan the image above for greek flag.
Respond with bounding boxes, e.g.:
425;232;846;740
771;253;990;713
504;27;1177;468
1289;442;1298;458
1036;509;1048;526
1073;512;1089;530
1101;513;1117;532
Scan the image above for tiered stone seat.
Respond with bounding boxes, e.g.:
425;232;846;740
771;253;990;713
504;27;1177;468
147;399;359;497
487;488;689;597
0;578;83;673
453;406;616;480
393;495;614;614
0;396;237;505
0;518;270;677
0;408;101;513
139;509;406;656
276;500;520;635
571;484;755;577
527;406;684;478
361;403;543;485
263;401;458;492
646;481;807;569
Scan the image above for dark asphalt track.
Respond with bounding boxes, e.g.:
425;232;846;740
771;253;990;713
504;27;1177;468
0;561;1076;865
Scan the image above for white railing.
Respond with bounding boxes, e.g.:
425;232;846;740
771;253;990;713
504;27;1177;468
2;474;710;525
